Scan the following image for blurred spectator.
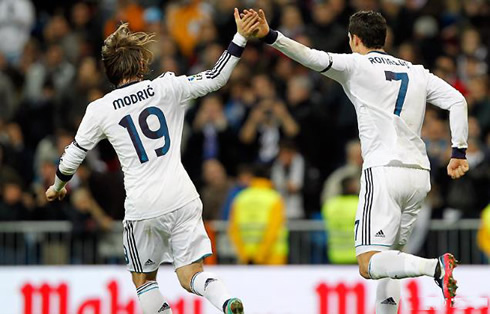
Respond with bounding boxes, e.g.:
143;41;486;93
17;78;56;150
0;0;34;64
422;114;450;170
239;97;299;164
321;140;362;203
380;0;416;47
43;14;80;64
433;56;467;95
166;0;212;57
223;82;253;132
0;123;34;184
67;188;113;233
104;0;145;38
413;15;442;69
321;176;359;264
184;95;238;179
211;0;240;47
306;2;347;53
23;44;75;102
0;65;17;123
58;57;103;130
397;42;422;64
466;76;490;138
278;5;305;38
0;171;31;221
200;159;232;221
285;75;326;167
229;165;288;264
66;188;113;264
33;128;72;181
271;140;305;219
457;28;488;83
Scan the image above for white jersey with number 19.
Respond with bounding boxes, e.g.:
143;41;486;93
74;75;201;221
269;31;468;171
56;35;247;221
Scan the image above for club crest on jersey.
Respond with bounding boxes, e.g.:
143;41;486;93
188;74;203;82
113;85;155;110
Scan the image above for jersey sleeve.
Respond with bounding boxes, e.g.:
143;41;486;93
266;30;357;82
426;71;468;150
154;33;246;104
56;103;105;184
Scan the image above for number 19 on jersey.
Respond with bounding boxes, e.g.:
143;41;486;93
119;106;171;163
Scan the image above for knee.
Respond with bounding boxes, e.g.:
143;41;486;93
131;270;158;289
358;263;371;279
357;252;377;279
176;263;204;293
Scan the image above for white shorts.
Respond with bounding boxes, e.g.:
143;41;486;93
355;166;430;256
122;198;212;272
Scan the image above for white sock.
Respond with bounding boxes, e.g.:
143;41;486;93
369;250;438;279
190;272;231;312
137;281;172;314
376;278;400;314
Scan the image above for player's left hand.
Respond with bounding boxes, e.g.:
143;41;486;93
45;185;67;202
447;158;469;180
234;8;259;39
241;8;270;39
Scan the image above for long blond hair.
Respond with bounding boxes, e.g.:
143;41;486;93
101;23;155;86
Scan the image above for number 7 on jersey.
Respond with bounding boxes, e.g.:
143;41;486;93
385;71;409;116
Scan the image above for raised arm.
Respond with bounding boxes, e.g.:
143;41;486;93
164;9;259;103
246;8;356;83
46;105;105;201
251;9;330;73
426;72;469;179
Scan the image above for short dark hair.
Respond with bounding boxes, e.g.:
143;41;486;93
348;11;387;49
101;23;155;86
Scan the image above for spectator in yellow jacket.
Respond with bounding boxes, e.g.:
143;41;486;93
228;166;288;264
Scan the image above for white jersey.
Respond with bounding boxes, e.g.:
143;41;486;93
269;31;468;170
56;34;247;220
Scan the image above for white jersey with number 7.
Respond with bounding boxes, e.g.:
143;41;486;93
269;31;468;171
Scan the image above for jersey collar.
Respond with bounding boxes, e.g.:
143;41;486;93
368;50;388;55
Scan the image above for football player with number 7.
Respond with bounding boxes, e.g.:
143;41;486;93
246;7;469;313
45;9;260;314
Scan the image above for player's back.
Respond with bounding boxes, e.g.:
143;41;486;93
327;52;433;170
86;76;198;220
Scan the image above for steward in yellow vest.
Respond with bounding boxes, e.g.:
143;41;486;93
321;177;359;264
477;204;490;258
229;175;288;265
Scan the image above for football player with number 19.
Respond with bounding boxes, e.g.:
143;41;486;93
45;9;259;314
248;8;469;313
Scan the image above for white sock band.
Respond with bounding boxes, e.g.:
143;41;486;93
137;281;172;314
376;278;401;314
369;250;438;279
190;272;231;311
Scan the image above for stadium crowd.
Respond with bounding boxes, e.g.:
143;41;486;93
0;0;488;263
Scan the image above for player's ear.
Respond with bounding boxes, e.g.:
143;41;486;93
356;35;365;48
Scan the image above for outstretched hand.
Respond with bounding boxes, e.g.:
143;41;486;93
241;9;270;39
447;158;469;179
234;8;259;39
